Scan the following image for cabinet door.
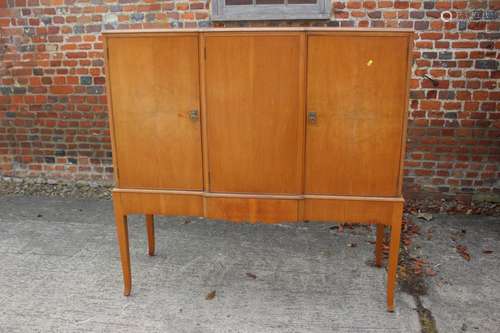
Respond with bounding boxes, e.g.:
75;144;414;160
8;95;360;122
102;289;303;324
204;33;305;194
107;35;203;190
305;34;409;196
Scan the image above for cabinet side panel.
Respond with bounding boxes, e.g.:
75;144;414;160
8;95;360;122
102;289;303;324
107;35;203;190
305;34;409;196
104;36;120;185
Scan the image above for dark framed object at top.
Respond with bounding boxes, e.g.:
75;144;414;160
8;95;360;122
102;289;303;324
212;0;331;21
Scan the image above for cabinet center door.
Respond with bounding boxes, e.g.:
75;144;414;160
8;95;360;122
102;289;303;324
204;33;305;194
108;35;203;190
305;34;410;197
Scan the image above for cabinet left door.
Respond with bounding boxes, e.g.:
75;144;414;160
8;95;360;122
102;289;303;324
106;35;203;190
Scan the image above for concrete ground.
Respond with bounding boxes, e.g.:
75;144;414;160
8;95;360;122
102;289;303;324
0;196;498;332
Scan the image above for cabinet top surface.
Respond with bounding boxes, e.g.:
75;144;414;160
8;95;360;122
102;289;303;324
103;27;414;36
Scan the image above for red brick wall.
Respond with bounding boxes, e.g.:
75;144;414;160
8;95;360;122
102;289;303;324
0;0;498;199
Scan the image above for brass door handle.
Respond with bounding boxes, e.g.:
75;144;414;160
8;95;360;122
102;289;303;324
307;111;317;124
189;110;199;121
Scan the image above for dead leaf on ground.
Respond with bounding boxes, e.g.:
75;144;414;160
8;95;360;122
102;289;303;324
456;244;471;261
246;272;257;279
205;290;216;300
416;212;433;221
482;250;493;254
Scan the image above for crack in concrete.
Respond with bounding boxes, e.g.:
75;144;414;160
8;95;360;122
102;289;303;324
414;296;438;333
399;244;438;333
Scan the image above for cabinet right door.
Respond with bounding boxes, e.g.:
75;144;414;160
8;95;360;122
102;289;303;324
305;33;410;197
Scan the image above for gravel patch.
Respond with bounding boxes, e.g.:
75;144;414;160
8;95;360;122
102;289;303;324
0;177;112;200
1;177;497;216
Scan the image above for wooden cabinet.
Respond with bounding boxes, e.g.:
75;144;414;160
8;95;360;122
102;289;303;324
104;28;413;312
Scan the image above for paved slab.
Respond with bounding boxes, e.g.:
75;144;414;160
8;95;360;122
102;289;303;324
0;196;498;332
410;214;500;333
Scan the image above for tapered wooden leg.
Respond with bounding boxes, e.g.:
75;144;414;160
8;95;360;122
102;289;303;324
387;203;403;312
113;193;131;296
145;214;155;256
375;224;385;267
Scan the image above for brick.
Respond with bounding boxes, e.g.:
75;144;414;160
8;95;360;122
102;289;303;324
443;102;461;110
130;13;144;22
423;1;433;9
466;71;489;79
85;25;101;33
398;21;412;28
363;1;376;9
452;41;478;48
190;2;204;10
458;60;473;68
448;70;462;78
435;1;451;10
80;76;92;85
93;77;105;85
439;91;456;101
347;1;362;9
475;60;498;70
409;1;421;9
394;1;409;9
414;21;428;30
420;32;442;40
86;86;104;94
358;20;369;27
50;86;73;94
411;11;425;19
420;100;441;110
415;169;433;176
468;22;486;30
367;11;381;19
435;41;449;49
341;20;355;27
438;51;452;60
333;11;349;19
176;2;189;10
378;1;393;8
457;91;472;100
415;41;432;48
467;81;481;89
383;12;397;20
422;52;437;59
66;52;87;59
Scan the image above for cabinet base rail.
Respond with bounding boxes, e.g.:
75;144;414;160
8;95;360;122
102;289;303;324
113;188;403;312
